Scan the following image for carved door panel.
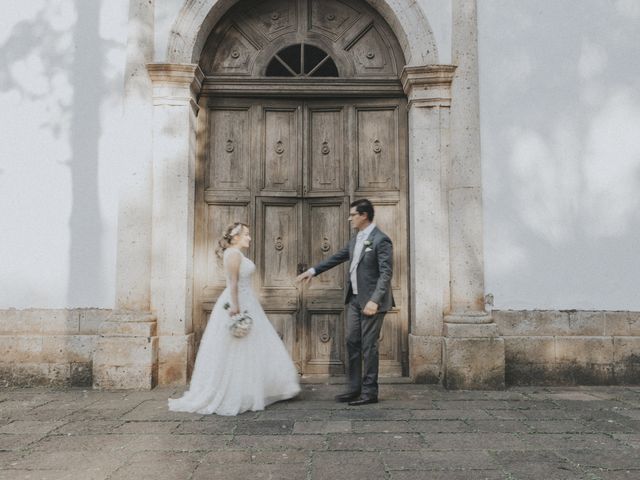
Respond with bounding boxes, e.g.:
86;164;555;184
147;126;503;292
259;102;302;196
254;195;348;376
301;197;349;375
304;104;347;196
299;102;349;374
254;197;301;364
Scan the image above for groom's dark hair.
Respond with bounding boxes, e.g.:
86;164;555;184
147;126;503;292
350;198;374;221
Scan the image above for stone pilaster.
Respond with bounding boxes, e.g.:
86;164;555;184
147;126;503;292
401;65;456;383
93;0;158;390
444;0;504;389
148;63;204;385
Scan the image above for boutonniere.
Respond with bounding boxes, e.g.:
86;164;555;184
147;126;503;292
363;240;372;247
365;247;373;253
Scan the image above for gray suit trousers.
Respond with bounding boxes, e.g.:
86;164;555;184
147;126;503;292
346;295;386;397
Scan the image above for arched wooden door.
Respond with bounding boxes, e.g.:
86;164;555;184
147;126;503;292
193;0;409;379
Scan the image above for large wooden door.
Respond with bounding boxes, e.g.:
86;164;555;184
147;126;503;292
194;96;408;378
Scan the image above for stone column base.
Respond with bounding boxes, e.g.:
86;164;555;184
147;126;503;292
158;333;195;386
443;321;505;390
92;312;158;390
408;334;443;383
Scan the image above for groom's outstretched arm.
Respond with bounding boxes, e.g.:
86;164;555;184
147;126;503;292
312;243;350;276
296;243;350;284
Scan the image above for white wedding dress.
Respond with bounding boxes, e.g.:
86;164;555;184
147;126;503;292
168;248;300;416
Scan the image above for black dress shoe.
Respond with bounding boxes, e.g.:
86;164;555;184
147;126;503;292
334;391;361;403
348;396;378;406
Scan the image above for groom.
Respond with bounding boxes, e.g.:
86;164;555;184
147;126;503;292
297;199;394;405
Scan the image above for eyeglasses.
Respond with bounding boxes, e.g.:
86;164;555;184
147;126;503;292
348;212;361;217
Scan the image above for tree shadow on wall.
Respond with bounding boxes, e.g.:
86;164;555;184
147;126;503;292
0;1;123;307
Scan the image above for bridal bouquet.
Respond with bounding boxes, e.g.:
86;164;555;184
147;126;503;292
223;302;253;338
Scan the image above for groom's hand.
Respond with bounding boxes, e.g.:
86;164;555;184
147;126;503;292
363;301;379;316
296;270;314;284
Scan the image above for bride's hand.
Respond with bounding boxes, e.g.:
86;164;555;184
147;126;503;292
229;305;240;316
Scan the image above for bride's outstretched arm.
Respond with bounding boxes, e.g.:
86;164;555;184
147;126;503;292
224;250;242;315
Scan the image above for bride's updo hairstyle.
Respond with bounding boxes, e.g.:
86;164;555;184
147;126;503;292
215;222;248;258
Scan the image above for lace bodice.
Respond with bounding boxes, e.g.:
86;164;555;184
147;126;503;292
223;248;255;291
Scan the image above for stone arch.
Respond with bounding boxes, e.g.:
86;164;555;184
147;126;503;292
167;0;439;66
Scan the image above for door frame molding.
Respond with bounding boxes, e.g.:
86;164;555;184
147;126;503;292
201;78;404;98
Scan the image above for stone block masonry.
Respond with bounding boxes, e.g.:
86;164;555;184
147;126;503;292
1;308;639;387
0;308;110;387
495;310;640;385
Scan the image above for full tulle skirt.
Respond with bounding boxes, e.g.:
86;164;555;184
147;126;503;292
168;287;300;416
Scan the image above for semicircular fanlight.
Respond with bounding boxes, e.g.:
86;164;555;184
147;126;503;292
266;43;339;77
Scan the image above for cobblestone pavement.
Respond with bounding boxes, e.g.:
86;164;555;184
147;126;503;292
1;384;639;479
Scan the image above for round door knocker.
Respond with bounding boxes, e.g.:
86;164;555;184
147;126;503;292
230;50;240;59
274;236;284;251
321;141;330;155
320;332;330;343
225;139;235;153
326;13;336;21
366;52;376;60
275;140;285;155
320;237;331;253
372;139;382;154
271;12;280;20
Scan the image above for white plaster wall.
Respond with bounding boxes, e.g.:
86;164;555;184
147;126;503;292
479;0;640;310
0;1;129;308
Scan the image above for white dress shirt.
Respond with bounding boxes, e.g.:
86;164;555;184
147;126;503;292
349;223;376;295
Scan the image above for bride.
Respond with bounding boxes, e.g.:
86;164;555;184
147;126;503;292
168;222;300;415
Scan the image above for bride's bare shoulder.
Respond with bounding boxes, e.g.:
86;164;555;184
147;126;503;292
223;247;244;265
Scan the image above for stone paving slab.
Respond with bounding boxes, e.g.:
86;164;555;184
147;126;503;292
0;384;639;479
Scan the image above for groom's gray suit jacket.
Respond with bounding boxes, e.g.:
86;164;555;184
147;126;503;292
313;226;394;312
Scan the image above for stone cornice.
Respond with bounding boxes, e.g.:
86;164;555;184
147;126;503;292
401;65;457;107
147;63;205;94
401;65;457;90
